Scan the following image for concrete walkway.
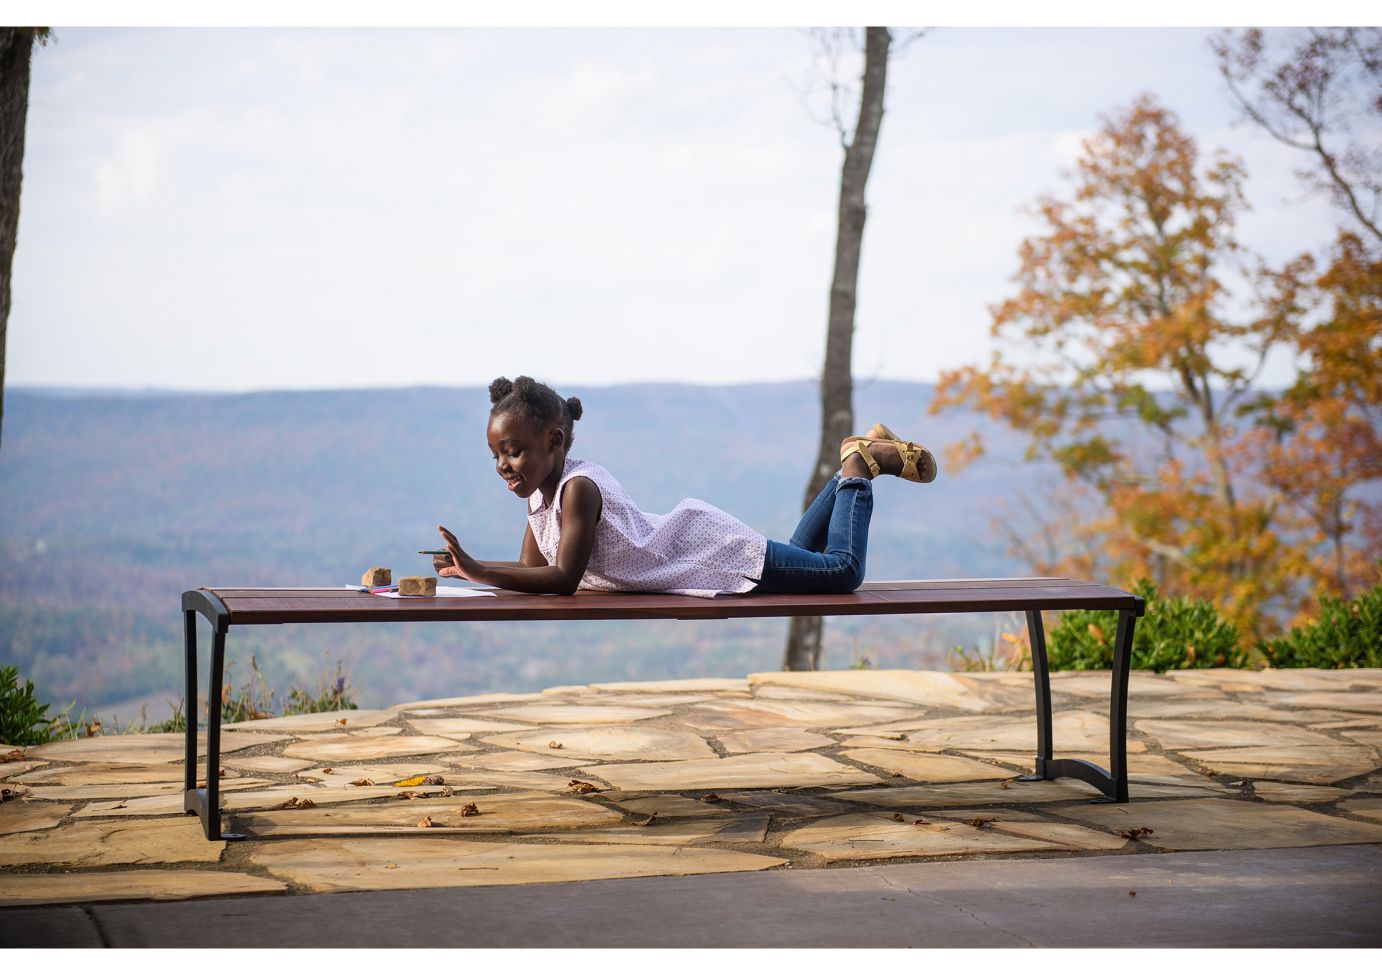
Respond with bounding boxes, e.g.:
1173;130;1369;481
6;845;1380;947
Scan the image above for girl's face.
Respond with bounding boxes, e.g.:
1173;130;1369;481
486;412;564;500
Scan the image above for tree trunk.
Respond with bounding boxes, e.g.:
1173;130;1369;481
783;27;891;671
0;28;39;455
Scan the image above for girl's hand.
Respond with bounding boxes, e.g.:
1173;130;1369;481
431;550;456;576
437;525;473;580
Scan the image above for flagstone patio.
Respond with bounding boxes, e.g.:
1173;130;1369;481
2;667;1380;907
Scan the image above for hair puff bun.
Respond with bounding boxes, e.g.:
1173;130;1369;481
566;396;583;421
488;376;514;404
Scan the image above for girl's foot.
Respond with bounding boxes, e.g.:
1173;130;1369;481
840;431;937;483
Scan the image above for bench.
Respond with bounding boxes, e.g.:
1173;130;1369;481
180;577;1145;840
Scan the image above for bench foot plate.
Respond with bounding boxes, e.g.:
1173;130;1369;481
184;787;247;842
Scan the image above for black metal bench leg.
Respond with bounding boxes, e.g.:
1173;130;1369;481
183;610;198;797
182;614;245;841
1107;609;1135;803
1017;606;1131;803
1021;609;1054;778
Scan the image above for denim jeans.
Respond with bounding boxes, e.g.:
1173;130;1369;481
750;474;873;594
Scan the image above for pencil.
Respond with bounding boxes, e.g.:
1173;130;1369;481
418;550;449;555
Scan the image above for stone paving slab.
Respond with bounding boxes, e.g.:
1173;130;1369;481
479;726;716;762
224;708;395;732
583;752;883;791
2;668;1379;913
281;733;469;762
25;731;288;763
716;728;836;753
0;818;225;867
748;670;1026;712
780;812;1073;861
233;791;621;835
1048;797;1382;850
0;870;286;907
840;749;1015;782
246;837;785;892
1177;744;1377;784
0;802;74;835
468;704;672;725
1339;796;1382;821
405;717;537;735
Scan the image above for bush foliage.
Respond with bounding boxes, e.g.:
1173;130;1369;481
1047;579;1245;672
1260;581;1382;668
0;665;59;746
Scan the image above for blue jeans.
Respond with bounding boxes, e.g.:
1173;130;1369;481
750;474;873;593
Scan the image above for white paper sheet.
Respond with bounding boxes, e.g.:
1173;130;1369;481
376;586;496;599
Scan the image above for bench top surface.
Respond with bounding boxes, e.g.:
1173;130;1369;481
190;577;1142;626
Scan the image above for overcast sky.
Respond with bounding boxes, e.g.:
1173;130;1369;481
7;19;1360;391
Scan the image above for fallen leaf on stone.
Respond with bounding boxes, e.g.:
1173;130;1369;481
913;818;929;826
567;780;601;794
394;791;420;800
417;816;434;828
349;778;375;787
297;799;316;809
440;786;454;797
459;802;480;817
1117;827;1154;840
1129;891;1136;897
1000;778;1017;790
0;749;24;763
336;719;348;727
321;767;333;774
891;813;905;822
635;813;658;827
702;793;721;803
394;775;430;787
385;863;399;869
423;775;445;786
281;797;305;809
968;817;995;829
548;740;563;749
109;801;127;810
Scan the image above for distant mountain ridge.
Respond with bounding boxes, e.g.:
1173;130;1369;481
0;382;1047;714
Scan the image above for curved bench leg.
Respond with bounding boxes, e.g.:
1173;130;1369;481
1018;607;1132;802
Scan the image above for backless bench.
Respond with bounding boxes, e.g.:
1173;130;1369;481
181;577;1144;840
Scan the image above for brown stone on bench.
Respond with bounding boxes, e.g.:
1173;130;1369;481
180;577;1144;841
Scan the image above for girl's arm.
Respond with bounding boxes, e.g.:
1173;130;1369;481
438;478;601;595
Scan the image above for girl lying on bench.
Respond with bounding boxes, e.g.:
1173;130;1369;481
433;375;936;598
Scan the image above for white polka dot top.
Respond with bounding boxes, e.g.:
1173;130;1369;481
527;457;768;598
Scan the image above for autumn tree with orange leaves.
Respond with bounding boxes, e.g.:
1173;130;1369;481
931;94;1380;639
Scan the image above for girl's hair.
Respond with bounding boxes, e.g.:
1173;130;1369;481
488;375;583;448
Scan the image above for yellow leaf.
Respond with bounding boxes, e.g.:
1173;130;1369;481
393;775;429;787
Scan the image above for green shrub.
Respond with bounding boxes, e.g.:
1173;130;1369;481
1047;579;1245;672
0;665;59;746
1260;582;1382;668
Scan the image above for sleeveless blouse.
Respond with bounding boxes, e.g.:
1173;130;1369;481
527;457;767;598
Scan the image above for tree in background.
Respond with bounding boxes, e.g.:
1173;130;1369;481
1213;27;1380;247
783;26;895;671
1213;27;1381;603
931;94;1378;639
0;27;50;454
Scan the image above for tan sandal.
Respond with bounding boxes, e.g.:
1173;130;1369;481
842;424;938;483
840;437;882;478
